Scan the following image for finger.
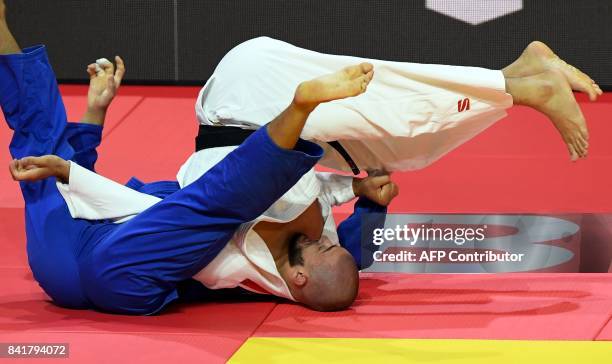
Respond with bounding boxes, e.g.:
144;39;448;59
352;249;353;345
13;168;46;182
9;161;40;181
389;182;399;199
107;75;116;94
385;183;399;202
94;63;104;76
97;58;114;76
366;169;386;177
114;56;125;86
8;159;19;180
367;174;391;188
87;64;97;80
18;156;43;168
378;184;395;206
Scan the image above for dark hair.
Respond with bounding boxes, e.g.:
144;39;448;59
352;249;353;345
288;233;305;266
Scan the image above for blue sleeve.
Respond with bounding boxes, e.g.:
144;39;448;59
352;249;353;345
337;197;387;270
0;45;74;160
64;122;103;171
188;125;323;223
106;124;324;241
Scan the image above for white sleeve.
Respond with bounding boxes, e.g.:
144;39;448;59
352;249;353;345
315;172;356;207
56;161;162;222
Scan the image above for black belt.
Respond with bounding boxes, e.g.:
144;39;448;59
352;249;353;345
195;125;360;175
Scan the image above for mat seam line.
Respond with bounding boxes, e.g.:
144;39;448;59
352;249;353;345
101;97;146;140
227;302;279;359
592;313;612;340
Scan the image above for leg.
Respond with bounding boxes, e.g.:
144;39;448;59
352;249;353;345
500;41;601;160
197;37;594;172
197;37;514;173
503;41;602;101
0;4;91;308
506;71;589;161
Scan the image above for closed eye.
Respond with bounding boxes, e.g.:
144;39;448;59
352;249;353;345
323;245;336;253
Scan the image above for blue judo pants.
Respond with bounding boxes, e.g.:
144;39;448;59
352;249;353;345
0;46;322;315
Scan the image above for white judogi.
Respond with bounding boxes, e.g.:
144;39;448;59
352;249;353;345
186;36;513;175
57;162;355;301
58;36;513;300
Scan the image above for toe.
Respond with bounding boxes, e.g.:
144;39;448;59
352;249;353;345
354;74;371;95
568;144;579;162
344;64;366;79
573;138;587;157
576;79;598;101
578;134;589;149
579;123;589;141
360;62;374;74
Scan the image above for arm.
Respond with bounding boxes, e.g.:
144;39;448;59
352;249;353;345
337;172;399;269
317;171;400;207
65;57;126;171
81;57;125;126
337;197;388;270
316;172;355;206
10;64;372;226
7;91;326;224
9;155;161;221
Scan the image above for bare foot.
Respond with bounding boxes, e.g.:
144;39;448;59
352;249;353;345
0;1;5;20
508;70;589;161
294;63;374;107
503;41;602;101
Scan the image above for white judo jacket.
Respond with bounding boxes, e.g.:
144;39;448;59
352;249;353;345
57;159;356;301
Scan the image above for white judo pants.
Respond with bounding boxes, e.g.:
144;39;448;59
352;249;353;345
192;36;514;173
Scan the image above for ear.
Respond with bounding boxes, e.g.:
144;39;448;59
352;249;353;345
292;268;308;287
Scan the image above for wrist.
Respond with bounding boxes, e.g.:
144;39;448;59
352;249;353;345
82;107;107;125
54;158;70;184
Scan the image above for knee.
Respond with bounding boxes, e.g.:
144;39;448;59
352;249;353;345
79;253;173;315
229;36;279;59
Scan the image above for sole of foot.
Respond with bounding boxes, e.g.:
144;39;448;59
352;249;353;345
507;41;602;101
525;70;590;161
294;63;374;107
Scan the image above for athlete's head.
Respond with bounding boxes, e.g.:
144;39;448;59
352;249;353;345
281;234;359;311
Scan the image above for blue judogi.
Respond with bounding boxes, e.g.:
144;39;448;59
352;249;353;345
0;46;323;315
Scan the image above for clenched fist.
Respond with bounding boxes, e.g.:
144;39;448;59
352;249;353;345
352;173;399;206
